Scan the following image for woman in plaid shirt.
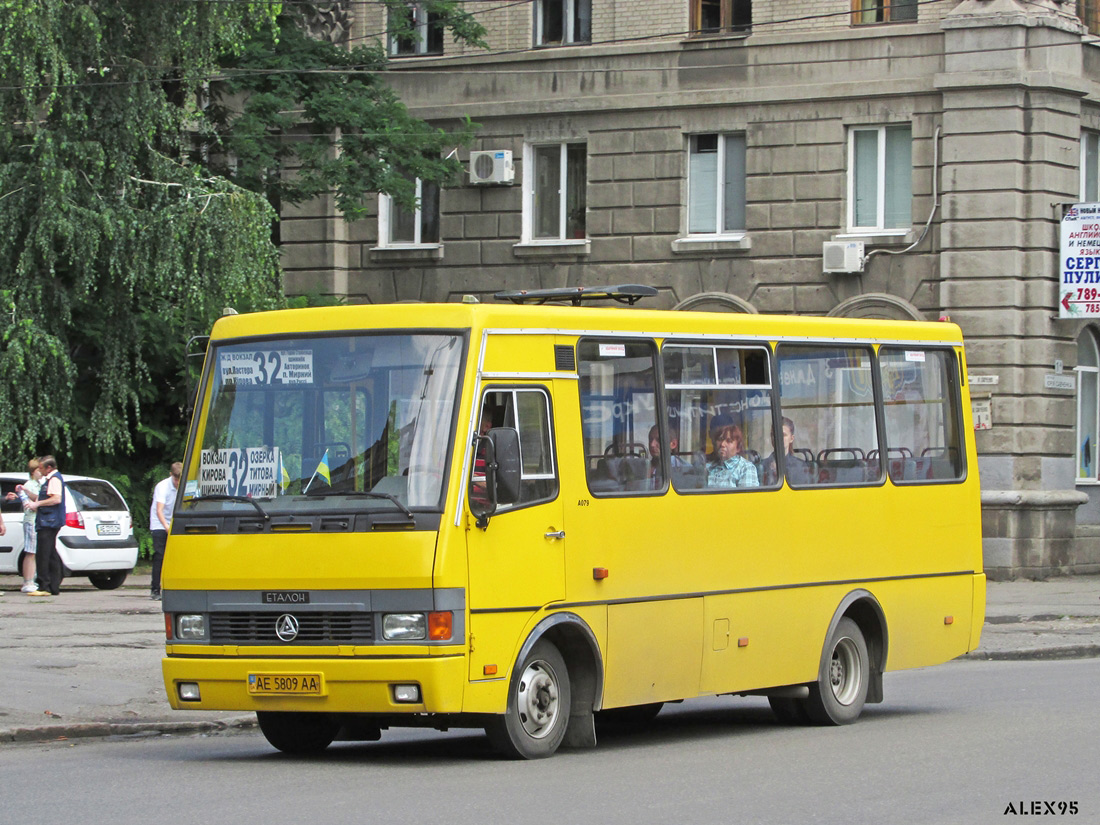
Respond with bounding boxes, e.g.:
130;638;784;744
706;424;760;489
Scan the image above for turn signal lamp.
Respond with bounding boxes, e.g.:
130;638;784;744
428;611;453;641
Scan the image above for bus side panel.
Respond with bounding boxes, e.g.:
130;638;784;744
603;598;703;709
875;574;977;671
700;589;827;694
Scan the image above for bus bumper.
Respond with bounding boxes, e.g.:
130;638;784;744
162;653;467;714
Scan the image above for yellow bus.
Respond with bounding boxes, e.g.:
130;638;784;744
162;286;985;758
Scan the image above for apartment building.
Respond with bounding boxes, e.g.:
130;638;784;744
281;0;1100;579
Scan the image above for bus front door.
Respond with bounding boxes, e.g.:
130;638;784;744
465;384;565;685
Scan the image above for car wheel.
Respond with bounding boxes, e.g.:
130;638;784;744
88;571;128;590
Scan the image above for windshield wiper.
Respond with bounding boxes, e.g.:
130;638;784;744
188;494;270;520
304;489;414;519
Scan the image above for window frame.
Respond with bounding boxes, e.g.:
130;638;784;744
686;132;747;238
389;2;444;57
378;178;440;248
473;385;559;513
534;0;592;46
522;141;588;244
690;0;752;36
847;124;913;234
1076;329;1100;484
850;0;918;25
1081;131;1100;203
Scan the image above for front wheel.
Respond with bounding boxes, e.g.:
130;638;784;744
257;711;338;754
805;617;869;725
88;571;128;590
486;640;571;759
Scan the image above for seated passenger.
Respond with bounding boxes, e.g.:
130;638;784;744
760;417;808;485
706;424;760;489
648;424;691;488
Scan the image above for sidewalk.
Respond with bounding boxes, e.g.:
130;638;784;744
1;573;1098;744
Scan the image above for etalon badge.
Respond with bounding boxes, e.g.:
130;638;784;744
275;614;300;642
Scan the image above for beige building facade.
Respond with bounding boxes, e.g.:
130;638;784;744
281;0;1100;579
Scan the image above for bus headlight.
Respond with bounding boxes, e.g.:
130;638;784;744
177;614;207;640
382;613;426;641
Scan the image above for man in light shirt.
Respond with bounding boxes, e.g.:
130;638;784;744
149;462;182;601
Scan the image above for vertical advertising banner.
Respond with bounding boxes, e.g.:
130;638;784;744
1060;203;1100;318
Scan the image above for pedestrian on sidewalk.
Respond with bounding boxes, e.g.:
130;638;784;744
26;456;65;597
149;462;182;600
5;457;43;592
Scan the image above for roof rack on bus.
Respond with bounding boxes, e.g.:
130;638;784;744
494;284;658;306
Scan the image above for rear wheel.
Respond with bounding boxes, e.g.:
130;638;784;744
486;640;571;759
257;711;338;754
88;571;128;590
805;617;869;725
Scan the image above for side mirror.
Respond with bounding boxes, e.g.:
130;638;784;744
469;427;522;528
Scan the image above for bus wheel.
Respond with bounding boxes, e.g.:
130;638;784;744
806;617;869;725
486;640;571;759
257;711;338;754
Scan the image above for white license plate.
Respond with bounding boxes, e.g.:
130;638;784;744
96;522;122;536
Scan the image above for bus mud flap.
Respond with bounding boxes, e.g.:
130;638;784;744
561;711;596;749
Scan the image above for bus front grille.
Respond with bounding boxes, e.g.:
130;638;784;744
209;611;374;644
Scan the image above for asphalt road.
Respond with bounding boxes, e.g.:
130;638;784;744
1;658;1096;825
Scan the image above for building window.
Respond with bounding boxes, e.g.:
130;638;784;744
389;3;443;56
1080;1;1100;36
379;179;440;246
688;134;746;236
535;0;591;46
1082;131;1100;202
524;143;587;241
690;0;752;35
1078;330;1100;482
851;0;918;25
848;125;912;232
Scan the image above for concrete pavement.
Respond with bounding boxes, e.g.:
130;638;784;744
1;571;1098;744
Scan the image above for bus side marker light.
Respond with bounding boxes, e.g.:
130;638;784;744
428;611;453;641
944;616;954;625
738;637;749;648
483;665;498;676
593;567;609;580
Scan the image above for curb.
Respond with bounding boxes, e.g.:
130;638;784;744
960;645;1100;662
0;715;256;744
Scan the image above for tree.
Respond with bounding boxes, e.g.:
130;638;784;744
0;0;485;478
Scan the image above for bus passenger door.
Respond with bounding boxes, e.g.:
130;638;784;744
465;386;564;683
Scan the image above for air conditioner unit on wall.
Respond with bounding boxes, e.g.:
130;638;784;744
822;241;866;274
469;150;514;185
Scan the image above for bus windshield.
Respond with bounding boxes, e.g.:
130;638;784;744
180;332;464;515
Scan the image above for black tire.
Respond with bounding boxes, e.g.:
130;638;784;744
486;640;571;759
805;617;869;725
88;571;128;590
256;711;338;754
596;702;663;729
768;696;812;725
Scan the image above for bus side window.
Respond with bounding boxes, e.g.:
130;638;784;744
878;348;965;483
662;343;776;493
578;339;661;496
776;345;880;487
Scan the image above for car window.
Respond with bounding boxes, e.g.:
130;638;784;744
0;479;22;514
67;480;127;512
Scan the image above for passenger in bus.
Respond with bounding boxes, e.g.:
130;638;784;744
760;417;807;485
647;424;691;488
706;424;760;488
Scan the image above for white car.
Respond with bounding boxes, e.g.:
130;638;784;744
0;472;138;589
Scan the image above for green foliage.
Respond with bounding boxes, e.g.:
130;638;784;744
203;4;483;217
0;1;283;471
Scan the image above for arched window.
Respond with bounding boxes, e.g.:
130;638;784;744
1077;329;1100;482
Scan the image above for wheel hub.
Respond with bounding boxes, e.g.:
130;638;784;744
516;661;559;739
